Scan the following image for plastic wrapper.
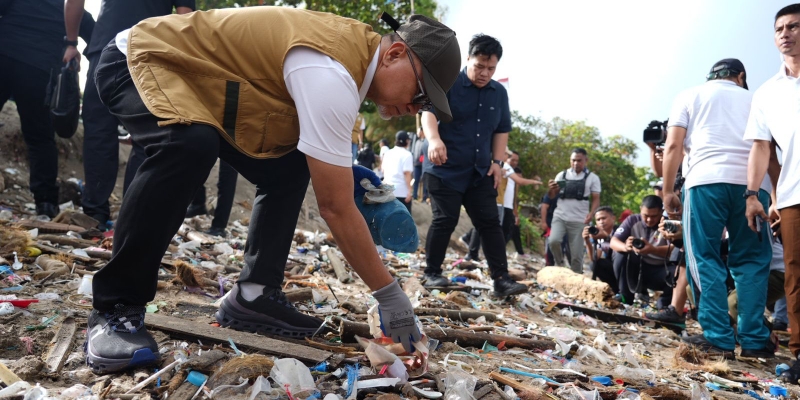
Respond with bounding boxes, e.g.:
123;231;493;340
365;304;429;377
618;343;640;368
443;367;477;400
555;386;599;400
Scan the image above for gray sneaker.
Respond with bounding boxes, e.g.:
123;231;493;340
645;305;686;324
85;304;159;374
215;284;325;338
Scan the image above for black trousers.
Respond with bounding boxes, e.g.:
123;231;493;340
91;43;310;311
0;55;59;205
190;160;239;229
81;49;146;222
424;173;508;280
612;251;675;308
591;257;617;294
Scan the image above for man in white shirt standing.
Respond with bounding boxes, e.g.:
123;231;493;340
546;148;602;273
662;58;773;360
745;3;800;382
381;131;414;213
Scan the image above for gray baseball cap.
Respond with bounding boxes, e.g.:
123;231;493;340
381;12;461;122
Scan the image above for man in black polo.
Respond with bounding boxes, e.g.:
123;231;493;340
63;0;195;228
0;0;94;217
421;34;527;298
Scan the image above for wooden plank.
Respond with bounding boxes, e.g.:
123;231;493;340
489;371;542;393
325;248;351;283
0;360;21;385
552;302;685;334
45;316;77;374
416;307;497;322
145;313;331;364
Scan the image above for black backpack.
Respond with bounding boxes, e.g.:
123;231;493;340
45;59;81;139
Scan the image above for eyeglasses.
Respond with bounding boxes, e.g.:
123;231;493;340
404;49;434;112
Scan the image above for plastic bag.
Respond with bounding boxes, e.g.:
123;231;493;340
690;382;712;400
45;60;80;138
593;333;615;354
269;358;317;395
613;365;655;381
547;327;578;342
577;345;612;365
443;367;477;400
555;385;599;400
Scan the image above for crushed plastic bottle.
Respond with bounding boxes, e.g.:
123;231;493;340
613;365;655;382
443;367;477;400
690;382;712;400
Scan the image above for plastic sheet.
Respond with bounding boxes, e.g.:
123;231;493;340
577;345;612;365
547;326;578;342
613;365;655;381
690;382;712;400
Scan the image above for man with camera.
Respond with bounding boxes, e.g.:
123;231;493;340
610;195;675;307
583;206;617;291
546;148;601;273
663;58;774;359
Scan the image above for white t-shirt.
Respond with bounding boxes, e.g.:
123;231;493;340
771;240;785;273
381;146;413;198
668;80;770;192
115;29;379;169
744;65;800;209
552;169;601;222
502;164;516;209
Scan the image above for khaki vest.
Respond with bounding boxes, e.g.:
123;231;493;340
496;175;508;205
127;7;381;159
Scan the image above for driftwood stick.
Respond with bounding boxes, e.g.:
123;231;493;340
334;317;553;351
37;234;96;248
415;307;497;322
325;248;352;283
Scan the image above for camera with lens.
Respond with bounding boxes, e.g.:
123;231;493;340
643;120;668;146
663;220;682;234
588;226;599;235
632;238;646;250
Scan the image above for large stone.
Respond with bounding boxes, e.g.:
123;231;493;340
536;266;615;305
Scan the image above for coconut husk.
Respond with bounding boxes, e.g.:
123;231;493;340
641;386;691;400
672;343;732;374
207;354;274;388
173;260;216;288
0;223;31;254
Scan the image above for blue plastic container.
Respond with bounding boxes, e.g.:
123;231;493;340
355;195;418;253
187;371;207;387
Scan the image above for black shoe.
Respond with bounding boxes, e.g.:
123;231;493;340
35;202;59;218
646;305;686;324
206;226;227;238
681;334;735;360
741;332;778;359
215;284;324;338
493;276;528;298
185;204;208;218
88;214;110;231
464;254;481;262
774;320;788;332
423;273;451;288
781;358;800;384
85;305;159;374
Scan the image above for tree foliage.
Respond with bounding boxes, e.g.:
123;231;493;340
508;112;651;218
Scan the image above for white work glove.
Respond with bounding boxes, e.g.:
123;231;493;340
372;280;421;353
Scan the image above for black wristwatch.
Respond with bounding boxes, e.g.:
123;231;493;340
492;159;504;168
64;36;79;47
743;189;759;199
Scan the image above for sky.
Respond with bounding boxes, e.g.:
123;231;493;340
436;0;788;166
76;0;788;166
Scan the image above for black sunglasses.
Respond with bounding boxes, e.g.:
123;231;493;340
404;48;433;112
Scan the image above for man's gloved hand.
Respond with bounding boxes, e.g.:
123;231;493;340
372;280;421;353
353;165;382;198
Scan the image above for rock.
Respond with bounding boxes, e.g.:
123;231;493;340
10;355;44;381
507;268;526;281
536;266;615;305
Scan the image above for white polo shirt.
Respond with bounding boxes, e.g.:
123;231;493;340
503;164;516;209
668;80;770;192
744;65;800;209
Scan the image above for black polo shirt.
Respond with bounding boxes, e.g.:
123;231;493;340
0;0;94;73
423;68;512;193
85;0;195;57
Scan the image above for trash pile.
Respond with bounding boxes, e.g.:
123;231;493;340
1;198;799;399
